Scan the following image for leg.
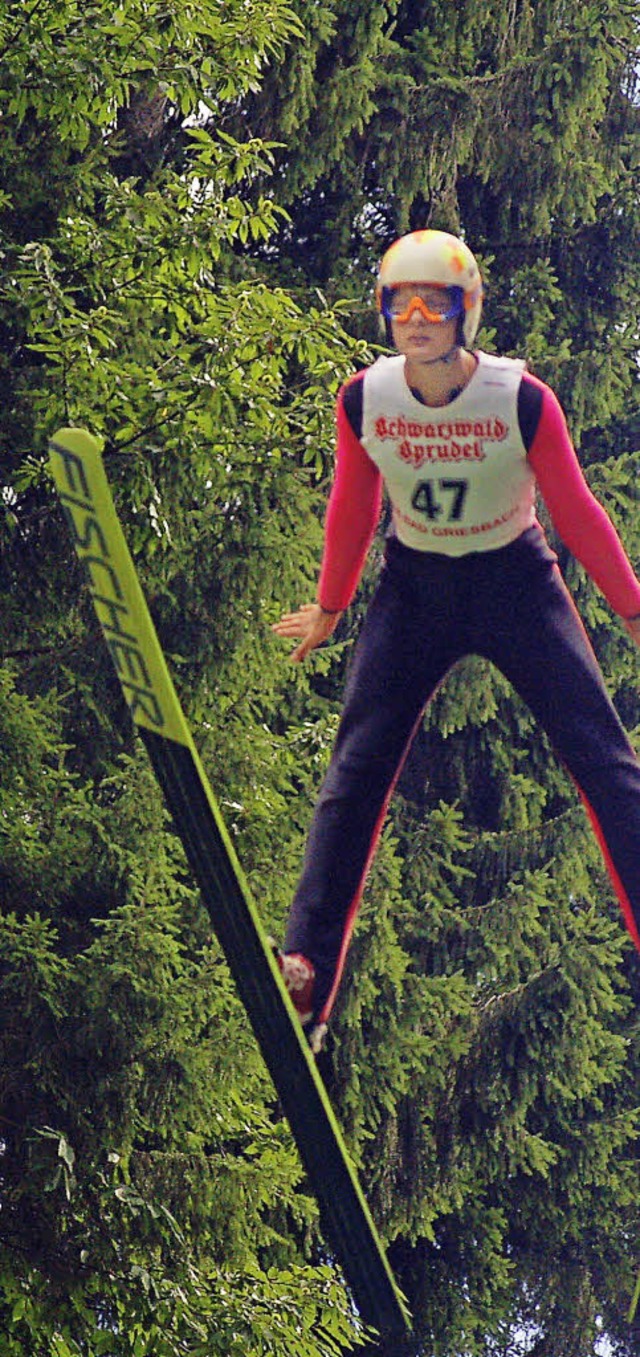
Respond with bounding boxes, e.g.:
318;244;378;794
285;551;462;1024
479;551;640;949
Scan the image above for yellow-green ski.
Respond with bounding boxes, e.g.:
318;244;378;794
48;427;410;1338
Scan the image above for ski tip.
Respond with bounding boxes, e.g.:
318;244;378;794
49;427;104;458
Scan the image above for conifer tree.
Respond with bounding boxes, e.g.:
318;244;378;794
0;2;371;1352
232;3;640;1353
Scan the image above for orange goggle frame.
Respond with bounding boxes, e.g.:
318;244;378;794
380;285;465;326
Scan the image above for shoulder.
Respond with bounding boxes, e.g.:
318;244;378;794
338;354;405;410
517;370;570;450
475;350;526;376
474;353;567;450
339;357;401;438
518;373;544;448
338;370;366;440
473;350;527;406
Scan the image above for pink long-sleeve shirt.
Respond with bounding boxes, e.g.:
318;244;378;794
317;368;640;619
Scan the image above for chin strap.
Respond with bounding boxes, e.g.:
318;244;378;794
408;345;468;405
422;343;461;366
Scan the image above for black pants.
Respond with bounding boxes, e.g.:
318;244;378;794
285;527;640;1023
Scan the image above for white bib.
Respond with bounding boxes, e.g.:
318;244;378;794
361;351;536;555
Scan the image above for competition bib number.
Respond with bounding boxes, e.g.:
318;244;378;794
411;478;468;522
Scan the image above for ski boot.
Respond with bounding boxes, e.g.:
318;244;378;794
272;946;328;1054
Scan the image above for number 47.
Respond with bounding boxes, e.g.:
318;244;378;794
411;478;468;521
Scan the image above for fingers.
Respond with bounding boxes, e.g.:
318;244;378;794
289;636;314;663
271;604;317;639
288;625;331;662
271;603;341;661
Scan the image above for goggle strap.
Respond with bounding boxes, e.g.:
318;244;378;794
464;285;483;311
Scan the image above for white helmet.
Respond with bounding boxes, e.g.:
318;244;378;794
376;229;483;347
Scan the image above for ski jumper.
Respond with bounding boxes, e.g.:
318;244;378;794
284;352;640;1025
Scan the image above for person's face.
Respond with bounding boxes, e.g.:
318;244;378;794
388;284;460;362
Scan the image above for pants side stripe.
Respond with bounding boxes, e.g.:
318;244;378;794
574;779;640;953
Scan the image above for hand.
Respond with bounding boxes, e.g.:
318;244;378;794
272;602;342;662
623;615;640;649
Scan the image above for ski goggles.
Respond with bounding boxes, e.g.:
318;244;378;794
380;284;465;325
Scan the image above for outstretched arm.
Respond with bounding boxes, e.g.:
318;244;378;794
316;383;383;612
273;381;382;662
527;377;640;646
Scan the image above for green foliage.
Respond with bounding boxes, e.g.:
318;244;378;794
0;663;365;1354
237;0;640;438
0;0;370;1352
232;5;640;1352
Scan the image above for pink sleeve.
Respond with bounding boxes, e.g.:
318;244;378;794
317;382;383;612
527;376;640;619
